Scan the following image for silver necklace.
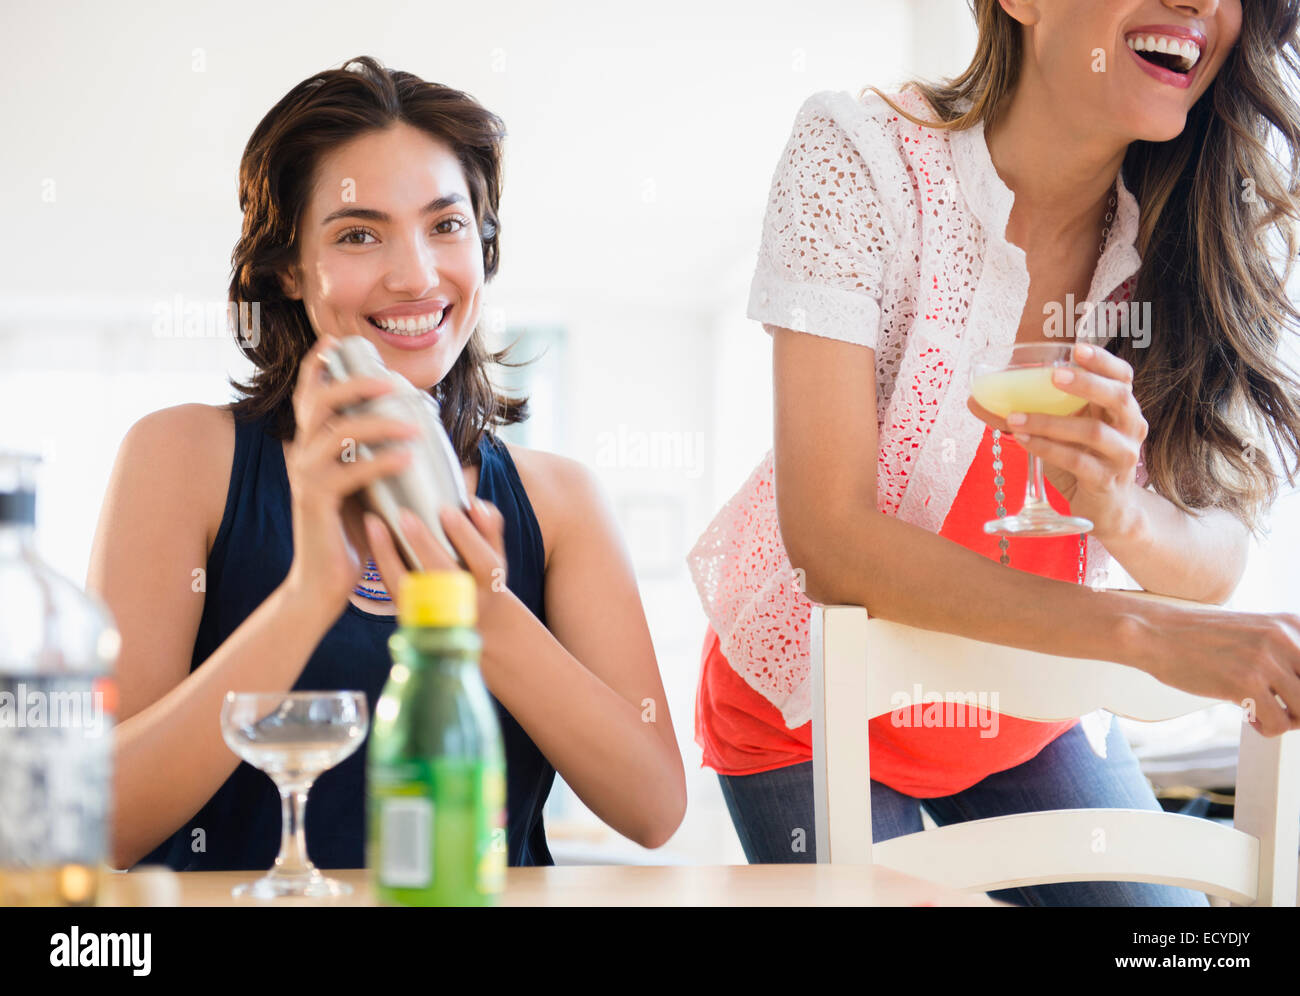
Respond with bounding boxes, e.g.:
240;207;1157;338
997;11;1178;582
992;180;1117;587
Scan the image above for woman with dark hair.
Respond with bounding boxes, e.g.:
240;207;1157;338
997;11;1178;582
90;55;685;872
688;0;1300;905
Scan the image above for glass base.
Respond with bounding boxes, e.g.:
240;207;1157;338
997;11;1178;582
232;869;353;900
984;504;1093;538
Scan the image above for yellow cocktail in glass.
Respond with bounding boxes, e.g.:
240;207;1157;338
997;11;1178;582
969;343;1094;537
969;366;1089;418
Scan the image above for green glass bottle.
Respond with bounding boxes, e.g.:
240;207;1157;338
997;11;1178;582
367;570;507;906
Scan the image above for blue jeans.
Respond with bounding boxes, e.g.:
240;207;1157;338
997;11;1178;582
716;719;1211;906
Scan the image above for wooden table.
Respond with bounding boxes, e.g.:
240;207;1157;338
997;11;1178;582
99;864;1008;906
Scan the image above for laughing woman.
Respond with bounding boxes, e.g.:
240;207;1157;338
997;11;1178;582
688;0;1300;905
90;55;685;871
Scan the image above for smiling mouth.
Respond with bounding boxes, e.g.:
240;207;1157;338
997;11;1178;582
366;305;452;336
1126;35;1202;76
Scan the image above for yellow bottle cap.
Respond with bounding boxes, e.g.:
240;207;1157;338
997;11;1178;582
397;570;477;628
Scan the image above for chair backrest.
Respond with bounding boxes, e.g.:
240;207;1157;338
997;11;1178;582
809;593;1300;905
861;589;1224;723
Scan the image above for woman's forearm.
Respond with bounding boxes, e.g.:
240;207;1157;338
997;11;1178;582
789;506;1155;669
1097;488;1249;604
478;595;685;850
109;582;339;870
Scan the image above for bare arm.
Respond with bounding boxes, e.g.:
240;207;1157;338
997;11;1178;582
777;326;1300;735
88;407;339;869
369;457;688;850
1096;493;1250;605
773;326;1153;664
496;458;686;849
110;586;337;869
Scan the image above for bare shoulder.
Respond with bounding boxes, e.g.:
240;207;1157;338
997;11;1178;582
122;402;235;557
499;440;609;571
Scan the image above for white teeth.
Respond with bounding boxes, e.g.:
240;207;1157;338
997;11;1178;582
1126;34;1201;72
371;309;446;334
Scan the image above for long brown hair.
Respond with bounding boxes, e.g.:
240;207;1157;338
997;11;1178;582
226;55;528;464
865;0;1300;535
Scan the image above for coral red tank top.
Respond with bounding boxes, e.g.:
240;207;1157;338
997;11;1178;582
694;425;1082;797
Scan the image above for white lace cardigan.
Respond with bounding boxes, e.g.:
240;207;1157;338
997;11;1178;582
686;86;1145;754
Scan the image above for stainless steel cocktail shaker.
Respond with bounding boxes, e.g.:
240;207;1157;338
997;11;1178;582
320;335;471;571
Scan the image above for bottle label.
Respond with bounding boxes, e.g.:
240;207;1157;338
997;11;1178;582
377;795;434;888
369;758;506;899
0;675;114;866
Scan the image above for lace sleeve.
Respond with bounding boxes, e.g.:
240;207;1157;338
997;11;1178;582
746;93;896;349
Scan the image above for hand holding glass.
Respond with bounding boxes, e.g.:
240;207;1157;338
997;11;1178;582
969;343;1093;537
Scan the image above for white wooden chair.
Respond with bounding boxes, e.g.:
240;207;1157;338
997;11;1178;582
809;590;1300;906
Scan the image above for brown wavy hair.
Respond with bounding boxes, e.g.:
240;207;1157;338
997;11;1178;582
226;55;528;464
864;0;1300;536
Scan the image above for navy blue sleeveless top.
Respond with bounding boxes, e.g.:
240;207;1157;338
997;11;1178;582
138;409;555;871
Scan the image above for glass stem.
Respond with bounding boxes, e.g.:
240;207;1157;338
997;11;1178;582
274;782;315;877
1022;453;1053;511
